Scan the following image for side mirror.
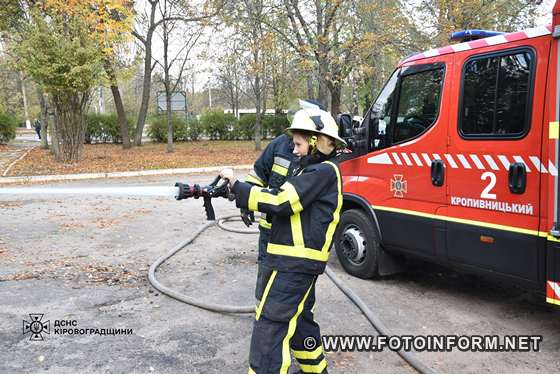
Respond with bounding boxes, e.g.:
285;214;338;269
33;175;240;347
336;113;353;139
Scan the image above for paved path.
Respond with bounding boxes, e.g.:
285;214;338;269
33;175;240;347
0;139;37;176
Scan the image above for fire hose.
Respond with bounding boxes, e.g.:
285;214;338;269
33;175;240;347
148;176;438;374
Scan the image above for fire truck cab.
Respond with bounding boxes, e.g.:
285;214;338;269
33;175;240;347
335;3;560;307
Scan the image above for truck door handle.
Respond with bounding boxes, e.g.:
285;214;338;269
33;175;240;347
508;162;526;194
431;159;444;186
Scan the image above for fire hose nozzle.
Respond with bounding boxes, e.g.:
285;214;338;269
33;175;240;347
175;182;201;200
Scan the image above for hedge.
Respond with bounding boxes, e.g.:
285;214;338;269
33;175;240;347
147;115;201;142
85;113;134;144
199;109;237;140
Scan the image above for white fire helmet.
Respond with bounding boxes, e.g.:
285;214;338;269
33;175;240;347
286;100;347;152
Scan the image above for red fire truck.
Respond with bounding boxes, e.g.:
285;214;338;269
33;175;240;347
335;3;560;307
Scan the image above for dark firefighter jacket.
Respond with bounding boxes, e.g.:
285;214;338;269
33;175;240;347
233;159;342;275
244;134;300;230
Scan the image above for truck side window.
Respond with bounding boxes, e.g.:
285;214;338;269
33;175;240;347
369;70;399;149
393;68;444;144
460;49;533;138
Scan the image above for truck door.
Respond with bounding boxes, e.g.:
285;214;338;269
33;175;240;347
359;59;450;257
446;42;548;282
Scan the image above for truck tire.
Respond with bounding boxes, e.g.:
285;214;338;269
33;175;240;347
334;209;380;279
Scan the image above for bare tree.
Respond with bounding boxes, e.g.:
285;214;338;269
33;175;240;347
153;0;204;152
132;0;224;146
228;0;269;151
216;43;242;117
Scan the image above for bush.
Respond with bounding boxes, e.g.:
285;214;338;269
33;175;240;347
264;114;289;138
187;117;201;141
147;114;191;143
236;114;256;140
200;109;237;140
0;112;17;144
85;113;133;144
234;114;288;140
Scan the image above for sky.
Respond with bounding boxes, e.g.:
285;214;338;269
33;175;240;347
135;0;559;93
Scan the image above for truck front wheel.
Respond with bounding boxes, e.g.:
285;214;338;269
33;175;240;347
334;209;380;279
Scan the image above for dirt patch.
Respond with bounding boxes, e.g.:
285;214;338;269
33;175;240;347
0;201;23;209
6;140;269;176
0;258;145;287
50;208;154;231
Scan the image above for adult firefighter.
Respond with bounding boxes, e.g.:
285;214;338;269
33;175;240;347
220;103;345;374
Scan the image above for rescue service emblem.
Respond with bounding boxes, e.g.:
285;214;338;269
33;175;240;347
390;175;407;198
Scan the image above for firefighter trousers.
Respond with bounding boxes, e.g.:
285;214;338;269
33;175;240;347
249;269;327;374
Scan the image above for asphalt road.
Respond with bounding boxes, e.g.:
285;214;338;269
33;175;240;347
1;173;559;373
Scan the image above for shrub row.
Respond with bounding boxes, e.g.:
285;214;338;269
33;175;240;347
148;110;289;142
85;113;135;144
84;111;290;144
147;115;201;142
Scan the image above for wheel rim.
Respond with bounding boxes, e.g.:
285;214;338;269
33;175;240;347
339;224;367;266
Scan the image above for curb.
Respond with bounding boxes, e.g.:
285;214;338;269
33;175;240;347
0;164;253;185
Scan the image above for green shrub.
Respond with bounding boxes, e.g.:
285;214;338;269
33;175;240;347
147;114;189;142
85;113;133;144
264;114;289;138
236;114;256;140
187;117;201;141
0;112;17;144
200;109;237;140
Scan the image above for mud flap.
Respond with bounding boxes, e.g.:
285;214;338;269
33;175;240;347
377;246;406;276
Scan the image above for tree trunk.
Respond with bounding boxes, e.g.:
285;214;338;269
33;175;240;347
111;84;131;149
306;74;314;99
134;1;157;147
19;71;31;129
51;90;89;163
317;71;329;110
135;37;153;146
329;84;341;117
166;89;173;152
36;86;49;149
254;73;262;152
105;60;131;149
49;119;59;157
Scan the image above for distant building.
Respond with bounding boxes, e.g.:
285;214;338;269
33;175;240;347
224;108;287;119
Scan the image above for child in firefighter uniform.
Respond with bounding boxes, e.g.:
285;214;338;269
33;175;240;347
242;100;326;301
220;104;345;374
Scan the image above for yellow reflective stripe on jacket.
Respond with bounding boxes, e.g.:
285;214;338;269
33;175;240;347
290;213;304;247
248;187;279;211
245;173;265;187
259;218;272;229
247;182;303;214
280;280;315;374
248;368;256;374
299;358;327;373
272;163;288;176
255;270;277;321
321;161;342;252
280;182;304;214
267;244;330;262
293;345;323;360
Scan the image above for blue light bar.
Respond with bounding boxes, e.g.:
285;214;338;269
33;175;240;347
450;29;504;42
